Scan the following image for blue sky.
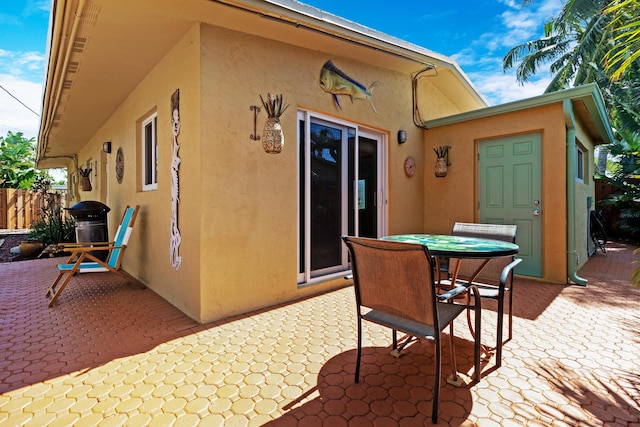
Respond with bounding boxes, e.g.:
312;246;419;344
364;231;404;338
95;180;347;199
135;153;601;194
0;0;562;140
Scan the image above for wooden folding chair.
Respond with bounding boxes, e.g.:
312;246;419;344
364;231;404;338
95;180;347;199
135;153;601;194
46;205;144;306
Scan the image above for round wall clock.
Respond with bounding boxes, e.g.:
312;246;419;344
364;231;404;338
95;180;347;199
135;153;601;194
404;156;416;177
115;147;124;184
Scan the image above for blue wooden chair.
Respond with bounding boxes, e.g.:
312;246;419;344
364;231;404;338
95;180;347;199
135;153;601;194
46;206;143;306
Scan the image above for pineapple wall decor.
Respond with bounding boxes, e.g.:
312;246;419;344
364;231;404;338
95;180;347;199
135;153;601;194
259;93;289;154
433;146;451;178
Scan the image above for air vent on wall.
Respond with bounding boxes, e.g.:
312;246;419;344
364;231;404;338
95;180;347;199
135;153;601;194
67;61;80;74
62;80;73;90
82;2;101;27
72;37;88;54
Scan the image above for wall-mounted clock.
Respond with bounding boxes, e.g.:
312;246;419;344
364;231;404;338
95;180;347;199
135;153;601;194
404;156;416;177
115;147;124;184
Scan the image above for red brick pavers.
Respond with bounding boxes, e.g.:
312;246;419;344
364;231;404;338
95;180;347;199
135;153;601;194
0;242;639;426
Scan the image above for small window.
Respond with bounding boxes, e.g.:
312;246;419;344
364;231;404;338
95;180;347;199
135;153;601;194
576;145;585;182
142;113;158;191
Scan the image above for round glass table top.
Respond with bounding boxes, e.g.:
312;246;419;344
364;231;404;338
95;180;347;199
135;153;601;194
381;234;519;258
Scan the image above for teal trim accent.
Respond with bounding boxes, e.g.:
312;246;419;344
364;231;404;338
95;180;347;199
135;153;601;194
425;84;614;145
563;100;588;286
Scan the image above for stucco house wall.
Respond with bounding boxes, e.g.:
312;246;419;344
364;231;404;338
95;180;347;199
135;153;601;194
423;102;600;284
39;1;612;322
58;20;477;323
65;25;205;319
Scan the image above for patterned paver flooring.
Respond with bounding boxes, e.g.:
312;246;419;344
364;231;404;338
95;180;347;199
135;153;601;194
0;241;639;426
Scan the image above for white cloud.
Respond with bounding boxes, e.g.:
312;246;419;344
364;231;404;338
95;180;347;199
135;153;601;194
452;0;564;105
470;70;552;105
0;73;42;139
0;50;45;80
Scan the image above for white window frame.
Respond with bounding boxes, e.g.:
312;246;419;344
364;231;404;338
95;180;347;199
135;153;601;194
576;144;585;182
142;113;158;191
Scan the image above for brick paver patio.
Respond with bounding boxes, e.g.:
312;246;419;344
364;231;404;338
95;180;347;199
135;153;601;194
0;241;638;426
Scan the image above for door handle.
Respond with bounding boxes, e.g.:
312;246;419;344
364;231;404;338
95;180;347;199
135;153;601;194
533;209;541;216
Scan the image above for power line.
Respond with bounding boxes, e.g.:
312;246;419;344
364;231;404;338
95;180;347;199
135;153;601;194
0;83;40;117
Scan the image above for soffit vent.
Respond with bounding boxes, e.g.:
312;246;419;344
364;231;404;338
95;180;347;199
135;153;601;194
81;3;101;27
62;80;73;90
72;37;88;54
67;61;80;74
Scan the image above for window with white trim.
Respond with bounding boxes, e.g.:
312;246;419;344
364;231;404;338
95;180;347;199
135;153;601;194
576;144;585;182
142;113;158;191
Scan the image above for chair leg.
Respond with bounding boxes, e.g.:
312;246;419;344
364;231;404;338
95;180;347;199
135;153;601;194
432;339;441;424
473;297;481;381
47;272;75;307
495;295;505;368
448;323;458;381
355;317;362;383
45;272;65;299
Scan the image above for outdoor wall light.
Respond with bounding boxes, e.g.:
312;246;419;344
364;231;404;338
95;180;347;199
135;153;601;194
398;130;407;144
102;141;111;153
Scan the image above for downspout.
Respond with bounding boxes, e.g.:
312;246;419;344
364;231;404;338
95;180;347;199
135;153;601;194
562;99;587;286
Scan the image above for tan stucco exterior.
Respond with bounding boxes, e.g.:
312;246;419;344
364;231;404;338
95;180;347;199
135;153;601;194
424;98;607;284
39;0;612;322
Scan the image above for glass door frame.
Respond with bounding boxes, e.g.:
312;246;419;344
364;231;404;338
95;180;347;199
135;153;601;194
297;110;388;285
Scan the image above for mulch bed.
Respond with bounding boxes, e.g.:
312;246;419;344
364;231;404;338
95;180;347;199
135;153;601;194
0;233;32;263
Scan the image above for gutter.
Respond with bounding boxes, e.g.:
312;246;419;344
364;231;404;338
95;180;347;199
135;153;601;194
563;99;587;286
38;0;87;165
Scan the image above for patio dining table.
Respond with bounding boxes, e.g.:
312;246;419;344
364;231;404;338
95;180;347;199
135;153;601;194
381;233;520;259
381;233;520;372
381;233;519;284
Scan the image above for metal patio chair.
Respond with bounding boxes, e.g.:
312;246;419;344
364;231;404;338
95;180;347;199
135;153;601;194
342;236;481;424
441;222;522;368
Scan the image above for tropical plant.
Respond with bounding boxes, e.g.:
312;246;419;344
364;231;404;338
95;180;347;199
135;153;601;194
504;0;640;133
0;131;50;189
604;0;640;81
503;0;612;91
28;176;75;247
598;129;640;240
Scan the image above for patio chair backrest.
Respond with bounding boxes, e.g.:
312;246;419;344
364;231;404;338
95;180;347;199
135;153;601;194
342;236;438;327
451;222;517;283
107;206;139;268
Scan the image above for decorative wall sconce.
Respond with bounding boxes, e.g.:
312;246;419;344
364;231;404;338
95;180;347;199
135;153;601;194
102;141;112;153
78;167;92;191
433;146;451;178
398;130;407;144
259;93;288;154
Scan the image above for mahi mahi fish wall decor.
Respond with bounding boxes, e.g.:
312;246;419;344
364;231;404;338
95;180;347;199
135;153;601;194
319;60;378;114
170;89;182;270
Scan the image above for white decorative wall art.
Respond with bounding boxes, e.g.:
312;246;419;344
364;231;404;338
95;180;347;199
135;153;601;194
170;89;182;270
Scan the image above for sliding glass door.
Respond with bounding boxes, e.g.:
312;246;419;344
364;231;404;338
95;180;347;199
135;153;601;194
298;111;386;283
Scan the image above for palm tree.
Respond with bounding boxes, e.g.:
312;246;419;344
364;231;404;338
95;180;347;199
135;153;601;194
503;0;612;91
604;0;640;81
504;0;640;133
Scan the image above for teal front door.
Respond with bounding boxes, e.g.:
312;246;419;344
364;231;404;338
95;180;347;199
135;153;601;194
479;133;542;277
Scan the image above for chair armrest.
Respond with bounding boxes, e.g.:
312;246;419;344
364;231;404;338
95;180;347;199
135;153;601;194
438;283;478;302
500;258;523;285
59;241;114;247
65;244;125;253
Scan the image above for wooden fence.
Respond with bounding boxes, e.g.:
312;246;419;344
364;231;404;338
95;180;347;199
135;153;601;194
0;189;67;230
